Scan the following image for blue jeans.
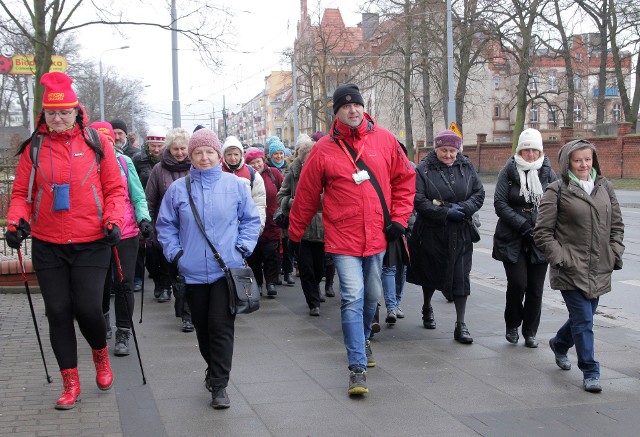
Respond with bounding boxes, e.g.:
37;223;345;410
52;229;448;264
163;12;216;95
554;290;599;378
382;265;406;311
332;251;385;371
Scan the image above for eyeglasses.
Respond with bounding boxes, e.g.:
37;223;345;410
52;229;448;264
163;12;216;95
44;109;76;118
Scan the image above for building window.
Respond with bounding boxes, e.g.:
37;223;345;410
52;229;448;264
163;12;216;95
494;104;500;118
613;103;622;122
528;74;537;92
494;76;500;89
276;128;282;137
574;73;582;91
530;104;539;123
548;72;557;91
574;104;582;122
548;106;558;126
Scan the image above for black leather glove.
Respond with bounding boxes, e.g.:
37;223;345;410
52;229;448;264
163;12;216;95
288;239;301;258
5;218;31;249
385;221;405;241
172;249;183;267
446;207;465;222
139;219;154;239
519;222;534;242
103;223;121;246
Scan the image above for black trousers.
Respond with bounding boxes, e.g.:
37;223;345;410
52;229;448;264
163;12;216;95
503;256;548;337
299;241;325;309
32;238;110;370
247;240;280;287
185;278;235;389
146;244;173;288
102;236;138;329
134;241;146;284
281;236;294;274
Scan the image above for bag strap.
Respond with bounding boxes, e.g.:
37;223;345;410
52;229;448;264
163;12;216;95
26;133;44;204
247;164;255;189
336;138;391;227
116;155;129;178
185;175;229;273
264;166;280;190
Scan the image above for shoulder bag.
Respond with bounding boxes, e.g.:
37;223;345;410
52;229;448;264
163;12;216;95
185;175;260;315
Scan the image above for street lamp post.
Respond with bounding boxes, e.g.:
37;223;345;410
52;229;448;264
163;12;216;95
198;99;215;130
99;46;130;120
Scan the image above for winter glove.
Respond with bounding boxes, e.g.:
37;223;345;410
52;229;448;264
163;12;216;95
5;218;31;249
519;222;534;243
446;207;465;222
138;219;154;239
288;239;301;259
103;223;121;246
384;221;405;241
450;203;464;212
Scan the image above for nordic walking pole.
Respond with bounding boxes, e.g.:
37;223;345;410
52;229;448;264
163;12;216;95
17;247;53;383
139;238;146;324
111;243;147;384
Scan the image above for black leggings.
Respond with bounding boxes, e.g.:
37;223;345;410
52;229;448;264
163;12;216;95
503;257;548;337
102;236;138;329
185;278;236;389
32;238;110;370
247;239;280;287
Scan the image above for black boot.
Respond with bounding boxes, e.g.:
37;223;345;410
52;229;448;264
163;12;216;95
114;328;131;356
284;273;295;286
422;305;436;329
210;386;230;409
325;281;335;297
454;322;473;344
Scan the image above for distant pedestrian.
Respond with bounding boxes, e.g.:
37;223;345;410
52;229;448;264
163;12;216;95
5;72;125;409
288;83;415;395
110;119;138;158
492;128;557;348
535;139;624;393
408;129;485;344
156;127;261;409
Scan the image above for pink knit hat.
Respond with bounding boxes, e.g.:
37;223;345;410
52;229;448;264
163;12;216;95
188;127;222;157
434;130;462;149
244;147;264;164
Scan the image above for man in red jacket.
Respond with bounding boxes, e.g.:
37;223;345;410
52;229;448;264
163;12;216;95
288;83;415;396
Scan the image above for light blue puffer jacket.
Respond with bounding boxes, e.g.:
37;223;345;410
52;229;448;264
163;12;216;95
156;164;261;285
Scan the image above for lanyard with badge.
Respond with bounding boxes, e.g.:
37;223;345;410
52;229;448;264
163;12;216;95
336;138;370;184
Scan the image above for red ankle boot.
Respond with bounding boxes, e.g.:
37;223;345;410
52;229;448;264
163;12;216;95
55;368;81;410
92;347;113;390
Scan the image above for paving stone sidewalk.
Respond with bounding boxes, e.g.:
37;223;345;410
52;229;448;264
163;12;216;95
2;271;640;437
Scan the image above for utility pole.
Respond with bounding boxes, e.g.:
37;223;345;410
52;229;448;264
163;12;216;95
171;0;182;128
446;0;455;126
223;95;228;138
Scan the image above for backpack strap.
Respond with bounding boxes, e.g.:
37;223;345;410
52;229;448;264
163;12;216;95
264;166;280;190
247;164;255;189
26;133;44;204
116;155;129;178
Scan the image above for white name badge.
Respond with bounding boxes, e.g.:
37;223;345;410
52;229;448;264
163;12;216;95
352;169;370;184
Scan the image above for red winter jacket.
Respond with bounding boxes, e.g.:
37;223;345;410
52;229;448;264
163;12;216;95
288;113;416;256
8;112;125;244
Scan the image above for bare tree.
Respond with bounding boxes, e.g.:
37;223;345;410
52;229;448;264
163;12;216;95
0;0;231;117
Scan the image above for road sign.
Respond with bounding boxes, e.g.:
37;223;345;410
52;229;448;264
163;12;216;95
449;121;462;138
0;55;68;75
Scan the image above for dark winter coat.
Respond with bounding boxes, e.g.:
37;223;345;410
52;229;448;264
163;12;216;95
534;140;624;299
492;156;557;264
132;147;160;189
407;150;485;298
258;165;284;242
145;148;191;222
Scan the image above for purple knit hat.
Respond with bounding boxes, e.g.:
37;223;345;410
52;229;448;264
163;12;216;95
188;127;222;157
434;130;462;149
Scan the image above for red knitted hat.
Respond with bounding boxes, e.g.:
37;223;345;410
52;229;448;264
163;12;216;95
244;147;264;164
40;72;79;110
90;122;115;144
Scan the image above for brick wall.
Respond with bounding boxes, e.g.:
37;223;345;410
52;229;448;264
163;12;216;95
416;123;640;178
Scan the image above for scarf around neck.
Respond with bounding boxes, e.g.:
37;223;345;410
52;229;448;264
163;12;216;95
514;154;544;207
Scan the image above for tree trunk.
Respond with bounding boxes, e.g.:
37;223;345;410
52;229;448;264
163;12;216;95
402;0;414;157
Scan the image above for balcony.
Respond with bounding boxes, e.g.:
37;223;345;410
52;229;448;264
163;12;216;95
593;88;619;97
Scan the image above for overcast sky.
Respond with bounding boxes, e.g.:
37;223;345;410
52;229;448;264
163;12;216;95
75;0;362;132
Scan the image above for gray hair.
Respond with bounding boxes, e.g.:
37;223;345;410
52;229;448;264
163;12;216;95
165;128;190;148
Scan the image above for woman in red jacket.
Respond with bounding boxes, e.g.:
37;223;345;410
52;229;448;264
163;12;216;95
5;72;125;410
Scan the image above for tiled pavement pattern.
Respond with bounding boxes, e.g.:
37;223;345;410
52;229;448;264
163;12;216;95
2;269;640;437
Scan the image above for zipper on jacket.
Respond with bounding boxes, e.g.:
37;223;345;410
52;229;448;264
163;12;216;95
91;184;103;224
34;187;44;223
81;160;96;185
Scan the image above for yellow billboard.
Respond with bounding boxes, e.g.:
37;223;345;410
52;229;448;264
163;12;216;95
0;55;68;75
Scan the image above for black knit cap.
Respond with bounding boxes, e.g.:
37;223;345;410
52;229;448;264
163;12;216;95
332;83;365;114
110;119;128;133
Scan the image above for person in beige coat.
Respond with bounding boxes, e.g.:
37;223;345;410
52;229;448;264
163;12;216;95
534;139;624;394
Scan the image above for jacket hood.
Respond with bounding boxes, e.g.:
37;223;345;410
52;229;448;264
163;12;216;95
558;139;601;184
289;156;303;178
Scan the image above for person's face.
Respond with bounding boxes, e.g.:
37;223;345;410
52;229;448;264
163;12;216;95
147;141;164;157
249;157;264;173
435;146;458;166
519;148;541;163
113;129;127;147
271;150;284;164
569;147;593;181
224;147;242;165
191;147;220;170
43;108;77;132
336;103;364;128
169;141;188;162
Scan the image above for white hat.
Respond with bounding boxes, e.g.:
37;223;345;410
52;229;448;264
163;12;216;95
146;125;166;143
516;128;543;154
222;135;244;156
